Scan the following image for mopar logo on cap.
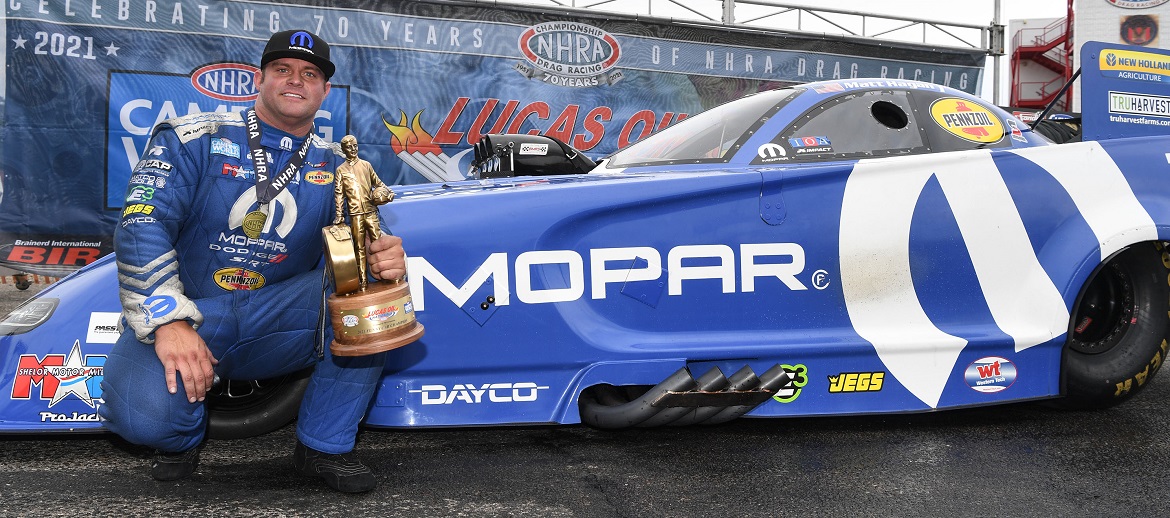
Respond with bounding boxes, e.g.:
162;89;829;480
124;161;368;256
190;63;260;102
515;21;624;88
289;31;314;49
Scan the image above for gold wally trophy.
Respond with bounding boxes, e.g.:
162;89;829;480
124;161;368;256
322;135;424;356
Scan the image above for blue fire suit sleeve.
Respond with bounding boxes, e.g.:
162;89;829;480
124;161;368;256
114;120;206;344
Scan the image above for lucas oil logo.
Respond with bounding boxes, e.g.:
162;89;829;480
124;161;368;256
515;21;623;88
929;97;1004;144
191;63;259;102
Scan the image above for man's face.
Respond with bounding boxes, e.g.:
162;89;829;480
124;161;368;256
254;58;331;133
342;139;358;159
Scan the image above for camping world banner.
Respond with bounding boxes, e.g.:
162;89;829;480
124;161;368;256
0;0;985;274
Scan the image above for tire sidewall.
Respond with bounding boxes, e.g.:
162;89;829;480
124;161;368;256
1063;242;1170;408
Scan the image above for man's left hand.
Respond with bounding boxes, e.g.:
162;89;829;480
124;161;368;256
367;234;407;281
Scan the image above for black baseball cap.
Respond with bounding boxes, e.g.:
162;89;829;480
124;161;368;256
261;30;335;80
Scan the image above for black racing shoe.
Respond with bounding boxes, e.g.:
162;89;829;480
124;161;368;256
151;448;200;481
293;440;377;493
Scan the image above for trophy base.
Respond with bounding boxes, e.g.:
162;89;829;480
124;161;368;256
329;281;424;357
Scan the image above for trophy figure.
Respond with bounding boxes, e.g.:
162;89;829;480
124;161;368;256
322;135;424;356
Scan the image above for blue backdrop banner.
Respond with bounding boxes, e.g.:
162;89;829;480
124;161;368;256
1;0;985;274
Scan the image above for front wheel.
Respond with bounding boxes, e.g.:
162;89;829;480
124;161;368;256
1062;242;1170;409
205;367;312;439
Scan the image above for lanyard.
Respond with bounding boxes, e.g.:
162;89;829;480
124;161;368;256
241;108;313;239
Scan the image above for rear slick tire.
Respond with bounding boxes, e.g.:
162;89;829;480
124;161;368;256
1062;242;1170;409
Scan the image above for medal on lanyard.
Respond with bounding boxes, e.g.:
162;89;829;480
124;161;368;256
243;108;313;239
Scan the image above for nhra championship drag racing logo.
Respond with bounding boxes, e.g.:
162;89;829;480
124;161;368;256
515;21;623;88
190;63;260;102
12;341;105;410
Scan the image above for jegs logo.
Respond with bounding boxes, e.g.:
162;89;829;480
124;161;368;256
191;63;260;102
11;340;105;408
515;21;623;88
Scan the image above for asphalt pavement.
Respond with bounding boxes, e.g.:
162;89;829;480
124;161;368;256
2;281;1170;516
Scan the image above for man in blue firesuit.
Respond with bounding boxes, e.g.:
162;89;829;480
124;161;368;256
99;30;404;493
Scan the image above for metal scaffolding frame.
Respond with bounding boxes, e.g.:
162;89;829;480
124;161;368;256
482;0;996;50
469;0;1005;101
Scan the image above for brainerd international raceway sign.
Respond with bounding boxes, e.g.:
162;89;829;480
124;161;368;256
0;0;985;274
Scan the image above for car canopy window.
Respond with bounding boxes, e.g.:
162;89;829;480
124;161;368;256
607;89;797;168
761;90;927;163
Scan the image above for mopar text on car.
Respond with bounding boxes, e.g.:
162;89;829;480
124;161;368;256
4;43;1170;437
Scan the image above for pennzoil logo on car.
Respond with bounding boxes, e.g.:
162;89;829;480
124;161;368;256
305;171;334;185
929;97;1004;144
213;267;266;291
191;63;259;102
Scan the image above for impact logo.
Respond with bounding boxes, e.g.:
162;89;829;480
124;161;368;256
964;356;1017;393
191;63;259;102
515;21;623;88
771;364;808;403
409;382;550;405
12;340;106;408
929;97;1004;144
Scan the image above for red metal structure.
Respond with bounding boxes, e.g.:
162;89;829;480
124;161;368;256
1010;0;1075;110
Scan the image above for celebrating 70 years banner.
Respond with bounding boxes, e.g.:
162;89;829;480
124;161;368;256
0;0;984;275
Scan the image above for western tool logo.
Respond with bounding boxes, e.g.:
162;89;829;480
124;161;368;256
191;63;259;102
929;97;1004;144
964;356;1017;393
213;267;266;291
12;341;105;408
515;21;623;88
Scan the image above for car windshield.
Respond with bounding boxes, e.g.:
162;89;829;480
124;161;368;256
607;89;797;168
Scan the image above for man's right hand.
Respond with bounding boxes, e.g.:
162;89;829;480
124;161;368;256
154;320;218;403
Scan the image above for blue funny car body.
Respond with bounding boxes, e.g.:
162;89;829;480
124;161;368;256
4;46;1170;435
